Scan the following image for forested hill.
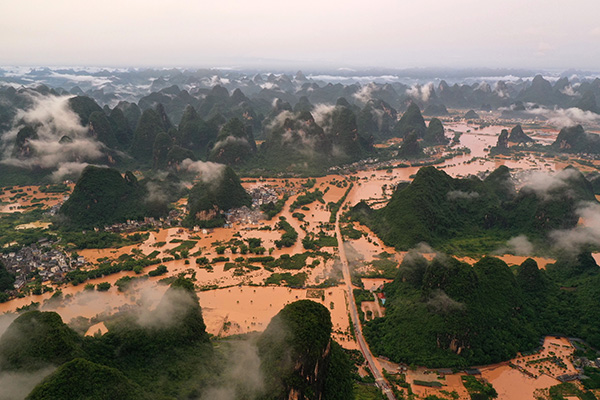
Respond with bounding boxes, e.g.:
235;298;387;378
350;165;597;253
183;165;252;228
59;166;149;229
60;164;250;230
364;253;600;368
0;279;353;399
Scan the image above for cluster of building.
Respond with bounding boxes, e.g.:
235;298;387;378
225;206;265;226
221;185;285;226
247;186;280;207
1;241;84;290
101;211;181;233
328;157;380;173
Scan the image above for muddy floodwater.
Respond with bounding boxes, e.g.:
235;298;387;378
481;337;578;400
1;120;597;398
198;285;351;339
383;336;578;400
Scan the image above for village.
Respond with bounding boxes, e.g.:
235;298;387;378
0;120;599;400
0;240;83;290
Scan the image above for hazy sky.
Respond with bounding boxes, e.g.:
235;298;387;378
1;0;600;70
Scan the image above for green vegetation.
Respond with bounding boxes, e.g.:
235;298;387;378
261;194;289;220
582;367;600;390
166;240;196;258
394;102;426;138
265;272;308;287
68;96;103;125
66;257;160;285
266;253;310;270
255;105;371;173
552;125;600;154
353;383;386;400
1;283;353;398
61;231;148;250
131;108;166;161
424;118;449;146
59;166;177;230
547;382;597;400
96;282;111;291
38;183;69;193
461;375;497;399
258;300;351;399
274;217;298;248
302;231;338;249
351;165;596;254
27;358;148;400
364;252;600;368
115;276;137;292
148;264;168;277
290;189;325;211
183;165;251;228
208;117;256;165
328;183;354;223
362;256;398;278
0;260;16;295
0;311;82;370
341;223;364;240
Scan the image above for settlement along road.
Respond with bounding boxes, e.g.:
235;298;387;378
334;211;396;400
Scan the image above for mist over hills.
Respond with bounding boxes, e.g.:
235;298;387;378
2;66;600;118
1;66;600;186
350;165;598;254
0;278;350;399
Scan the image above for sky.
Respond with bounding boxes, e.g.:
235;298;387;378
1;0;600;71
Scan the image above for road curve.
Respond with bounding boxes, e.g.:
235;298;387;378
334;211;396;400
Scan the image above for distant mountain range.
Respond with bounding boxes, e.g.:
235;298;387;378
1;67;599;185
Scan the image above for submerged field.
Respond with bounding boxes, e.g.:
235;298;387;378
2;118;600;399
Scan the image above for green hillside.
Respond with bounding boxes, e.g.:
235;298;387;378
350;165;596;254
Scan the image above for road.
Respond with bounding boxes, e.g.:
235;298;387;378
334;212;396;400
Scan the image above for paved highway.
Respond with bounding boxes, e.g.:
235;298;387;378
335;212;396;400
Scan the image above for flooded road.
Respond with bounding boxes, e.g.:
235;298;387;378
335;193;396;399
1;119;597;399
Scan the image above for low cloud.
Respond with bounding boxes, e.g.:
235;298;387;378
181;158;225;183
426;290;465;314
50;162;92;181
397;243;437;286
0;314;18;338
494;235;534;256
0;313;55;399
200;341;264;400
211;136;249;152
405;83;434;103
136;288;197;329
0;93;106;173
311;104;336;128
145;181;169;205
550;202;600;253
520;168;582;200
560;86;579;97
447;190;480;200
353;84;375;104
523;106;600;128
0;367;56;400
265;110;295;132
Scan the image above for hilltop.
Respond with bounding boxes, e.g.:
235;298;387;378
0;278;352;399
350;165;596;253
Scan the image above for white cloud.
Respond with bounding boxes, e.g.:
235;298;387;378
405;83;434;102
180;158;225;182
550;202;600;253
520;168;582;200
0;93;106;171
